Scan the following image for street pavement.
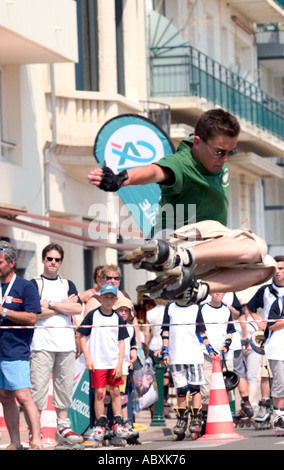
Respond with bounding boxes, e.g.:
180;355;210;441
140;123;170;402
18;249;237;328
1;407;284;453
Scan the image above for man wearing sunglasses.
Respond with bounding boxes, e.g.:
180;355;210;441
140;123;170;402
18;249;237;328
29;243;84;450
88;108;276;305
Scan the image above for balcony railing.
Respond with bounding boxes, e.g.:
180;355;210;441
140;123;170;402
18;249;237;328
150;45;284;140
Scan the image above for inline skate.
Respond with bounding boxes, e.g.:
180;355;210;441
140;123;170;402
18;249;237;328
172;407;189;441
253;399;272;430
233;399;254;428
92;415;109;448
123;417;141;445
273;409;284;436
55;418;84;450
108;414;129;447
120;239;194;272
121;240;209;305
188;407;203;440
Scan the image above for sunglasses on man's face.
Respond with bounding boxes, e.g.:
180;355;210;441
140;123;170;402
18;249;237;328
46;257;62;263
105;276;120;281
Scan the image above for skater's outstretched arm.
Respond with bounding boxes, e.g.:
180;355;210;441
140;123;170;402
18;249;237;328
88;164;173;189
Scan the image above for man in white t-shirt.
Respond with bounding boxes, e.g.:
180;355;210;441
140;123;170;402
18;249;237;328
30;243;83;449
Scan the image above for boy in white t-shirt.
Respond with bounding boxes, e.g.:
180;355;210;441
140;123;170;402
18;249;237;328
78;284;129;446
160;301;217;440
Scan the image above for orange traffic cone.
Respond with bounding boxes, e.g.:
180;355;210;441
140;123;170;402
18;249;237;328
198;357;244;441
40;378;58;446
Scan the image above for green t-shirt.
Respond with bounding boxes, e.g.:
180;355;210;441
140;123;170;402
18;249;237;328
152;137;229;236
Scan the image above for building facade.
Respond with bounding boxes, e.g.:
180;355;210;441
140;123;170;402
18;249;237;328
0;0;283;304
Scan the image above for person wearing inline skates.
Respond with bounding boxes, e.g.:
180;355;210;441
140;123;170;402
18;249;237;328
78;284;130;447
264;294;284;436
247;256;284;429
113;297;141;445
198;293;248;428
160;300;218;441
89;109;276;306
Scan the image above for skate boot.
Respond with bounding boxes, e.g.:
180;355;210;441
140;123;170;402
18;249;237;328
188;407;203;440
233;400;254;428
123;417;141;445
120;239;194;272
137;266;209;305
92;415;108;448
273;409;284;436
110;415;129;447
172;407;189;441
253;399;272;430
55;418;84;450
201;409;207;436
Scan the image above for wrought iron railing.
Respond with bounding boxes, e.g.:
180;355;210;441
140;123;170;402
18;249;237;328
150;45;284;140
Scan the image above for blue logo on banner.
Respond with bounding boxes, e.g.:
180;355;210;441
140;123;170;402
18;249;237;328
93;114;175;237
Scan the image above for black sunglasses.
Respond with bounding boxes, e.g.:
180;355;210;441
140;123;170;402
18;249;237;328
46;257;62;263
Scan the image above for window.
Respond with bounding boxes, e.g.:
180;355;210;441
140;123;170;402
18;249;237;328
115;0;125;95
75;0;99;91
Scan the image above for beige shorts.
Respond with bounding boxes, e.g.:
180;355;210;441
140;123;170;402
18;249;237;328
200;354;234;405
170;220;276;283
30;350;76;411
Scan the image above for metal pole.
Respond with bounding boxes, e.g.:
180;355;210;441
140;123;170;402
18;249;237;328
150;357;166;426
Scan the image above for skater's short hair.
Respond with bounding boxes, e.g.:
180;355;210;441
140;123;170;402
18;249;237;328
194;109;240;142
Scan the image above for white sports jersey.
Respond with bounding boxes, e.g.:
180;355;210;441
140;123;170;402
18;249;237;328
247;283;284;320
199;302;235;359
162;303;205;365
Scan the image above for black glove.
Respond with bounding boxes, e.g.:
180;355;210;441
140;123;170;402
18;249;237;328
98;165;128;192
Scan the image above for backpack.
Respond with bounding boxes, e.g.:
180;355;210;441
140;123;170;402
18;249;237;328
33;275;69;298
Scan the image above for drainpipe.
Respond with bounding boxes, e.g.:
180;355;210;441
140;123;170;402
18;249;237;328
44;63;57;215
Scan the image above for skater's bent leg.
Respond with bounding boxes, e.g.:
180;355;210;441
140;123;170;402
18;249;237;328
205;267;274;293
193;238;262;267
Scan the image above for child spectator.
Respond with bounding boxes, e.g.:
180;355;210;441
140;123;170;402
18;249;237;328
160;301;217;440
77;284;129;446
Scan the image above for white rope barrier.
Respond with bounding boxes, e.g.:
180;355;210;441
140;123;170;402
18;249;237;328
0;318;282;329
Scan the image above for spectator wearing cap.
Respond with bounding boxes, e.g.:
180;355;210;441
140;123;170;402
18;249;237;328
78;284;129;426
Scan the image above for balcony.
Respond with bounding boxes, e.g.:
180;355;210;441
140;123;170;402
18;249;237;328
256;29;284;59
150;45;284;142
226;0;284;23
0;0;77;64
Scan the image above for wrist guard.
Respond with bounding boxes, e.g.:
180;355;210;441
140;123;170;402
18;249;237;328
206;344;217;356
160;346;169;360
99;165;128;192
224;338;232;351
